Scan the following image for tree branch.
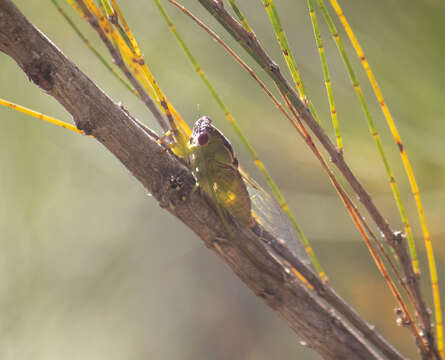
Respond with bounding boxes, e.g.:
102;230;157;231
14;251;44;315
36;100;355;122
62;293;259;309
0;1;404;359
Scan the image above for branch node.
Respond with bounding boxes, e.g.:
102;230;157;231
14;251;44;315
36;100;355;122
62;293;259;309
159;168;196;209
76;118;95;135
25;59;54;91
330;148;344;164
391;230;405;247
214;0;224;10
395;307;411;327
268;61;279;74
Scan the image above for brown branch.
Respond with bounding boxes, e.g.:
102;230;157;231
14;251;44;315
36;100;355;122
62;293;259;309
0;1;407;359
195;1;437;358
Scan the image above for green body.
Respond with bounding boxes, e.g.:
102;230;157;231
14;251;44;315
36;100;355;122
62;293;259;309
188;116;309;264
188;116;252;225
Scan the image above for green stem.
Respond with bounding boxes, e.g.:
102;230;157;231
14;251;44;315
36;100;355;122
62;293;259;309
307;0;342;151
316;0;418;273
260;0;320;125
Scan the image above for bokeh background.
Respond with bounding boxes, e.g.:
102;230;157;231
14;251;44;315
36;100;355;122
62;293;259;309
1;0;444;359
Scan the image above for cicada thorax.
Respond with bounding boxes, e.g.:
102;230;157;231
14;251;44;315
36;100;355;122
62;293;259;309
189;116;252;226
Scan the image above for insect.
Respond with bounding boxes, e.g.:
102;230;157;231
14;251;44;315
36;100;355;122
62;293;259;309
188;116;310;267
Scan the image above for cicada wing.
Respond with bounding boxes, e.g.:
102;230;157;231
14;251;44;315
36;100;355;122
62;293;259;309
241;170;310;265
208;161;252;226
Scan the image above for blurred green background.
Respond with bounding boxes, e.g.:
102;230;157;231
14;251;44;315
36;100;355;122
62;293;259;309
1;0;444;359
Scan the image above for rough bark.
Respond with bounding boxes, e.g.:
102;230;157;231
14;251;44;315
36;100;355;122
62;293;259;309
0;1;405;359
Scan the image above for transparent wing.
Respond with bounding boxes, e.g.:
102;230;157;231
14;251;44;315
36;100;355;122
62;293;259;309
242;171;311;265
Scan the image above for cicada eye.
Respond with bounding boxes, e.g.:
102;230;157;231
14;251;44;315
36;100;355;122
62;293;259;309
198;132;209;146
